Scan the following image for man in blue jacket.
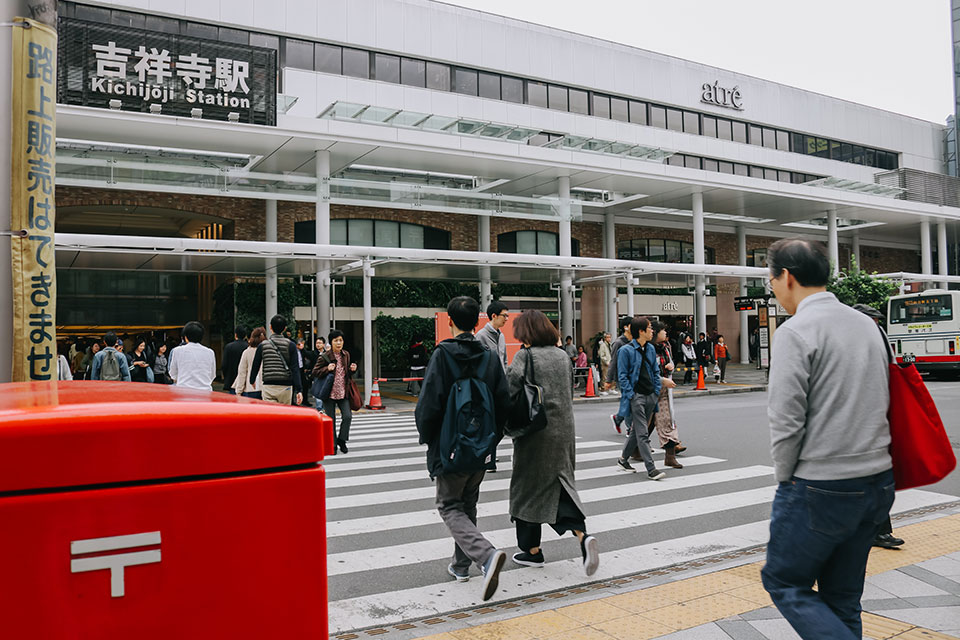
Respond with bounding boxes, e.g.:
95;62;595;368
615;316;665;480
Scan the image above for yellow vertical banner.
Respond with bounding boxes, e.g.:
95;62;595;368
11;18;58;381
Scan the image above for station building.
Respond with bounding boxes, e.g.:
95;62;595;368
44;0;960;381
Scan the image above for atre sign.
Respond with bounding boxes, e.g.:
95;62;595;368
700;81;743;112
57;17;277;125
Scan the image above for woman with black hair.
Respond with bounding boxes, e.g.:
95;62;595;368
129;338;151;383
312;329;358;454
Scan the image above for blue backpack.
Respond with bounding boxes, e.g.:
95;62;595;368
437;349;498;475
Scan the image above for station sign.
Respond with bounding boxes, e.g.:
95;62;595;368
57;17;277;125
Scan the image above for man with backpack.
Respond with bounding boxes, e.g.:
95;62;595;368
90;331;131;382
615;316;666;481
250;314;303;406
415;296;510;601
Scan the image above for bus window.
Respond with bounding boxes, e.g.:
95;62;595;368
889;296;953;324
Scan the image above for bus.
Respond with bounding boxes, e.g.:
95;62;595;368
886;290;960;375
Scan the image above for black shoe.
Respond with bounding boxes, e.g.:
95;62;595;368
512;550;545;567
616;458;636;473
337;439;348;454
610;414;622;434
873;533;904;549
647;469;666;480
580;535;599;577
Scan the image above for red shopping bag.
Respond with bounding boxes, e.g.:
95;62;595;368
888;362;956;490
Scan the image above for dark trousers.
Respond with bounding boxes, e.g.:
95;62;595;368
761;470;895;639
682;362;694;384
718;358;727;381
322;397;352;442
515;486;586;552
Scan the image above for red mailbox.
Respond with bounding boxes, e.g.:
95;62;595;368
0;381;334;638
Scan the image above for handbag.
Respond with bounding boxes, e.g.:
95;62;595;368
505;347;548;439
311;356;335;401
880;327;956;490
348;378;362;411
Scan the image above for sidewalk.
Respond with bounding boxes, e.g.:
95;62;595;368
362;362;768;413
333;503;960;640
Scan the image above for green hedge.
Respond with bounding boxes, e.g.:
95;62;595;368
376;314;436;376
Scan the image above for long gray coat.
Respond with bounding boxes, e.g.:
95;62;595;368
506;346;585;524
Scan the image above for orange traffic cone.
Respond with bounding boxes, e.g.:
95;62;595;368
695;365;707;391
365;378;386;410
582;365;597;398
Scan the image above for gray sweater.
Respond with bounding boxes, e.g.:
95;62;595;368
476;322;508;371
767;291;892;482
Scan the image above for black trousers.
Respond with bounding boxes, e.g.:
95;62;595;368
514;486;586;552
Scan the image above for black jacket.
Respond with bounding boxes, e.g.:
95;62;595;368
415;333;509;478
222;339;247;388
695;339;713;365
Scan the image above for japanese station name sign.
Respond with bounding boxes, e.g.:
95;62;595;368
57;17;277;125
11;17;58;381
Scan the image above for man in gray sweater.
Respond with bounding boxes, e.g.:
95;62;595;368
760;239;894;640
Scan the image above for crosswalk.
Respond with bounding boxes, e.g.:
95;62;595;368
325;412;957;635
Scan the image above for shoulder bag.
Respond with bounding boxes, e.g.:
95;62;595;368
879;326;955;490
311;353;334;401
505;347;548;439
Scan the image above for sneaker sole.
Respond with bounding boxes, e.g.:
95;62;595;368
512;553;545;568
648;472;666;480
582;536;600;577
447;565;469;582
616;463;637;473
482;551;506;601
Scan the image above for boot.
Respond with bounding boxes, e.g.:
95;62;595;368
675;442;687;454
664;448;684;469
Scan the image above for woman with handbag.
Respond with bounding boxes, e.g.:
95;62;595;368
714;335;729;383
312;329;359;455
234;327;265;399
506;310;599;576
652;322;684;468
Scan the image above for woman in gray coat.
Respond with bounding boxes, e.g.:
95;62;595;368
506;310;599;576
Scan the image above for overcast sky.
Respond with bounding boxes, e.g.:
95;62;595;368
443;0;954;125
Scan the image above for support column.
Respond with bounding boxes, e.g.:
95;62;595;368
693;192;706;337
604;211;617;335
265;199;278;326
558;176;574;342
737;225;750;364
851;231;861;269
315;150;331;340
827;209;839;276
921;219;932;275
625;273;635;317
478;216;492;309
362;260;374;405
938;219;949;289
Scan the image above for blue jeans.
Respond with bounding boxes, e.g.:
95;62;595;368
761;469;895;640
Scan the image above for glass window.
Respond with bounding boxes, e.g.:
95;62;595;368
791;132;805;151
538;232;558;255
684;155;700;169
839;143;853;162
478;72;500;99
761;128;776;149
829;140;841;160
890;295;954;324
145;15;180;34
453;68;478;95
666;108;683;132
185;21;218;40
681;242;695;264
349;220;373;245
249;33;279;51
719;161;734;174
791;173;806;184
426;62;450;90
331;220;347;245
702;116;717;138
342;48;370;79
526;81;548;107
749;166;764;178
665;240;682;263
219;27;248;44
400;58;425;87
864;148;877;167
424;227;451;250
748;125;762;145
528;133;550;146
74;4;110;21
702;158;719;172
111;10;146;29
592;94;610;118
778;171;791;182
548;85;568;110
734;163;749;176
375;221;400;247
285;39;315;70
648;239;666;262
617;239;648;261
629;101;647;125
851;145;865;164
649;105;667;129
516;231;537;254
879;151;898;170
502;76;523;103
716;119;732;141
776;130;790;151
374;54;400;83
569;89;588;114
400;223;424;248
732;121;747;143
683;111;700;135
764;168;779;181
667;154;684;167
814;138;829;158
611;97;629;122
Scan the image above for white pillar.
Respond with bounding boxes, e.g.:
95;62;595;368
921;219;932;275
737;225;750;364
851;231;861;269
315;150;331;340
625;272;635;317
558;176;574;342
938;220;949;289
362;260;374;405
604;211;617;335
692;192;706;337
265;199;278;326
478;216;492;309
827;210;839;276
